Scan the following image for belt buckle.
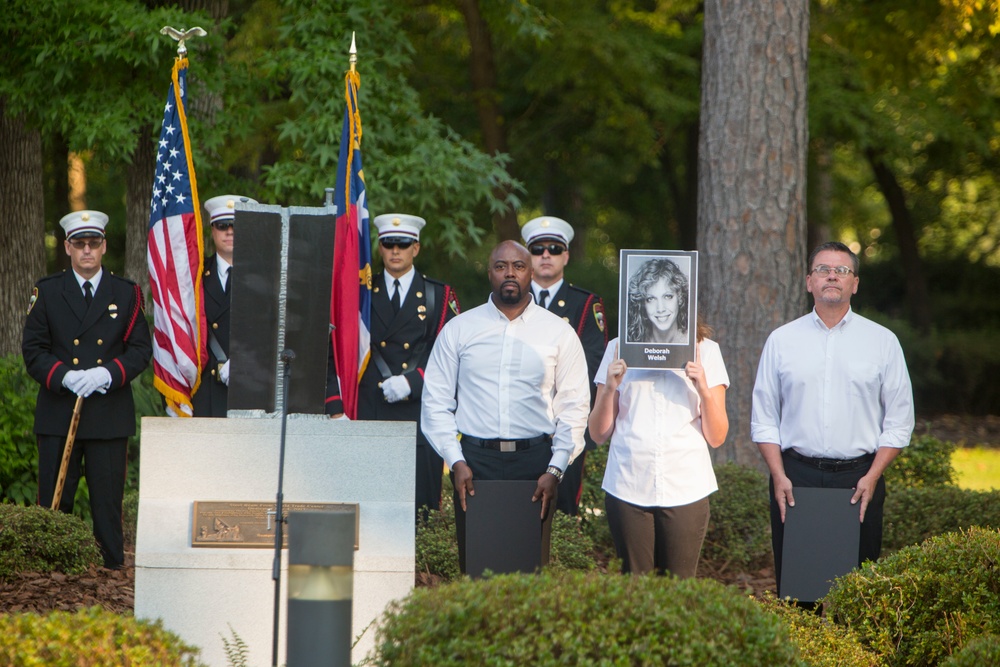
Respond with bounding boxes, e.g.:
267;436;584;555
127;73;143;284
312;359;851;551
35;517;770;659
499;440;516;453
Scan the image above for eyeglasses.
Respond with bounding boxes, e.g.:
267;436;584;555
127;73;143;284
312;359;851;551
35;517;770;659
380;238;415;250
811;265;855;276
212;221;234;231
68;238;104;250
529;243;566;256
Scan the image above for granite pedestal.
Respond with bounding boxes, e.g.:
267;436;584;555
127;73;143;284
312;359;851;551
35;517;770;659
134;416;415;666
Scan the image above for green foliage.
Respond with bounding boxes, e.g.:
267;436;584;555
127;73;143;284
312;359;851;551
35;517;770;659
703;463;773;570
941;634;1000;667
756;592;878;667
0;606;206;666
0;503;101;579
577;442;614;555
0;355;39;506
122;488;139;548
373;571;801;666
882;432;956;489
548;511;596;573
220;624;250;667
825;526;1000;666
883;485;1000;552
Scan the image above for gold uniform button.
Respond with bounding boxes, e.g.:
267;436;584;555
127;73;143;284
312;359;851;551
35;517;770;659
558;300;566;307
73;358;79;365
96;359;102;364
380;341;387;348
212;322;219;330
403;342;410;350
416;291;423;298
73;339;80;346
97;339;103;345
402;362;408;370
378;381;383;388
562;317;570;322
211;369;216;376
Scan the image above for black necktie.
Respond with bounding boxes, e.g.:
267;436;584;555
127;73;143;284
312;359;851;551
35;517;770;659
224;268;231;294
84;281;93;307
391;279;401;312
538;289;550;309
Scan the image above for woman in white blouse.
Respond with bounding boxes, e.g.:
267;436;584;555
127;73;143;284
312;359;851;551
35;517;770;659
589;320;730;576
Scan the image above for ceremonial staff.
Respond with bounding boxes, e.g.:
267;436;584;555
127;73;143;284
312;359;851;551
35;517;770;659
50;395;83;510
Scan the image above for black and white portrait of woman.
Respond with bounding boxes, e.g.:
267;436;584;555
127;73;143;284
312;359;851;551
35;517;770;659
618;250;698;369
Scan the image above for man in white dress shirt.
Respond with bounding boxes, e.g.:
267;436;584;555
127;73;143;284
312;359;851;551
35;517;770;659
421;240;591;572
751;241;914;593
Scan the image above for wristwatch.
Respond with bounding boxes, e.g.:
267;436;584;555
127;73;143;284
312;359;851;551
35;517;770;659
545;465;564;483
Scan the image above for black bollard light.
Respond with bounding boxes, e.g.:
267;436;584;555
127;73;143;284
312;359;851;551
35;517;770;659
286;509;355;667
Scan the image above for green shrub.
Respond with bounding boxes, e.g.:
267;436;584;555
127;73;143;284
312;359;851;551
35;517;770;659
548;511;596;572
704;463;773;570
577;442;614;554
373;571;802;666
941;634;1000;667
0;355;40;507
0;502;101;578
756;592;878;667
883;485;1000;551
882;432;956;489
123;487;139;548
0;606;206;666
825;526;1000;666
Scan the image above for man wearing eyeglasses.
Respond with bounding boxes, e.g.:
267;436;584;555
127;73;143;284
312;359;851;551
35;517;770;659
22;210;152;569
191;195;258;418
520;216;607;516
358;213;460;518
751;241;914;594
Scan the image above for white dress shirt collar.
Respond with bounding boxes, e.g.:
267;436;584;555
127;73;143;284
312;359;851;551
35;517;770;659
73;268;103;294
216;255;232;290
387;267;416;302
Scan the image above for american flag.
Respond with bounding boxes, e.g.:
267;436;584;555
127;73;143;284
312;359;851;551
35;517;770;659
330;68;372;419
147;57;207;417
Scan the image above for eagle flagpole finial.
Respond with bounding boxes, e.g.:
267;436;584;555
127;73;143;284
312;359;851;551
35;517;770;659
160;26;207;58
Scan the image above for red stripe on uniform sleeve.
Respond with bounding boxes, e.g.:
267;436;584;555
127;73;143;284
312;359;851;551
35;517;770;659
45;361;64;390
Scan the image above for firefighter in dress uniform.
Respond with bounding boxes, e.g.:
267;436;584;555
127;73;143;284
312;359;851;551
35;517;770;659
521;216;607;515
191;195;258;417
22;210;152;569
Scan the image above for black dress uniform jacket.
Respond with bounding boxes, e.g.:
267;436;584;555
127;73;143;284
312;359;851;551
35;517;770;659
22;271;152;439
192;254;229;417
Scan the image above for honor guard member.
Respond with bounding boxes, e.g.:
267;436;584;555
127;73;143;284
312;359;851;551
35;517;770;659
192;195;258;417
359;213;461;518
521;216;607;515
22;210;152;569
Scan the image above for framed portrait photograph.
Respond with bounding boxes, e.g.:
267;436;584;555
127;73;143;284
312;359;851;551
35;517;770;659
618;249;698;370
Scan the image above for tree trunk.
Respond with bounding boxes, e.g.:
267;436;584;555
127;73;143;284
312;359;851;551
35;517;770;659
0;99;46;356
459;0;520;239
698;0;810;469
865;149;932;333
126;124;157;295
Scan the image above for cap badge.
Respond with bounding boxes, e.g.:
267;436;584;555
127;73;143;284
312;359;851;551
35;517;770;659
81;213;90;222
392;218;401;226
541;219;550;227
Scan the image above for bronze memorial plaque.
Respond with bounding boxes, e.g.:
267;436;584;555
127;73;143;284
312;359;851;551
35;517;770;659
191;501;359;549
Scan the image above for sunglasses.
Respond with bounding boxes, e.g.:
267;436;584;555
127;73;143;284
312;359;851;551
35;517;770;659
68;238;105;250
212;221;234;231
529;243;566;256
380;238;416;250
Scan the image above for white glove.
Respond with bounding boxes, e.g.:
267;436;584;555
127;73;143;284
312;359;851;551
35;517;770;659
62;370;86;394
331;413;351;421
76;367;111;398
220;360;230;386
381;375;411;403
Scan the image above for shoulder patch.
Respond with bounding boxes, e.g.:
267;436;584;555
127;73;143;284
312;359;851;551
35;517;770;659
447;286;461;315
26;287;39;315
592;301;606;333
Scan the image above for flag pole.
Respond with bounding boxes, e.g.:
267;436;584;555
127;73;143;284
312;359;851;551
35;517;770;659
349;31;357;73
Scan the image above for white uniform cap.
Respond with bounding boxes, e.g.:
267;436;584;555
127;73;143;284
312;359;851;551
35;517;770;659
373;213;426;241
204;195;259;224
60;210;109;239
521;216;575;246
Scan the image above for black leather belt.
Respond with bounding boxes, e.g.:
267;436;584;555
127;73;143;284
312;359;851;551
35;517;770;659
784;449;875;472
460;434;552;452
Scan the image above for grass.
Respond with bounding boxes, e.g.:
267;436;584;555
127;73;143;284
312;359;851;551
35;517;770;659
952;447;1000;491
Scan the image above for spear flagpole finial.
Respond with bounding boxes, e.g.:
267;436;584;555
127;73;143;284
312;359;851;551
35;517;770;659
160;26;208;58
349;31;357;73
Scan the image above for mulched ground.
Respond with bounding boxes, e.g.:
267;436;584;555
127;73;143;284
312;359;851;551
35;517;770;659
2;415;995;616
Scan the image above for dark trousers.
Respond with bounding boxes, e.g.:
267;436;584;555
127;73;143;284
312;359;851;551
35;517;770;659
555;451;586;516
37;435;128;568
451;440;555;573
604;493;710;577
770;451;886;596
416;443;445;521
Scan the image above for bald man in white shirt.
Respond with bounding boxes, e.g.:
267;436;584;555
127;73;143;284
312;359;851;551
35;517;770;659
421;240;591;573
751;241;914;594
